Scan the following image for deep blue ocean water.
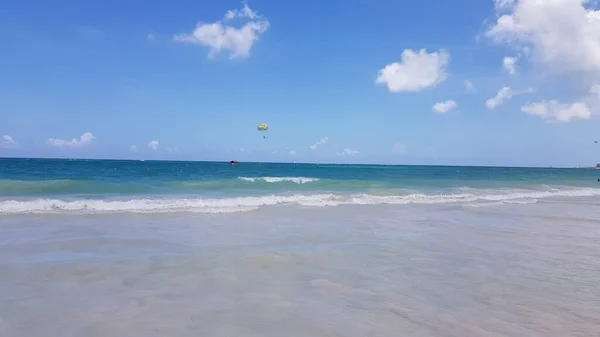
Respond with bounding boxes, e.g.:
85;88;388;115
0;158;599;214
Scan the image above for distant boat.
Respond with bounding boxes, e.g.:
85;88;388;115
596;163;600;170
230;160;239;165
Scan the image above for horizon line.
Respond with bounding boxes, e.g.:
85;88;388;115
0;156;594;170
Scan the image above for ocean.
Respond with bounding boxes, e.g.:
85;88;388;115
1;158;600;336
0;158;599;213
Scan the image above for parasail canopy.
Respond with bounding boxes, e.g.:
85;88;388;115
257;123;268;131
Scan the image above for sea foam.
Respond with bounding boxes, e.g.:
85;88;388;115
1;187;599;215
237;177;320;184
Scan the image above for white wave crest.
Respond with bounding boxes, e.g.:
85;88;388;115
238;176;319;184
463;199;540;208
0;194;334;215
1;187;599;215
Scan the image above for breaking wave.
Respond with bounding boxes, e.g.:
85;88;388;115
237;177;320;184
1;187;599;215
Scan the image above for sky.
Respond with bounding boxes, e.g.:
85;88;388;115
1;0;600;167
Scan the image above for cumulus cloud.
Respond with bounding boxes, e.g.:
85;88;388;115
485;86;532;109
495;0;517;11
288;150;297;156
586;83;600;111
485;0;600;120
376;49;450;92
148;140;159;150
224;3;260;20
173;2;269;60
130;145;137;152
485;87;515;109
337;148;359;156
486;0;600;78
503;56;519;74
0;135;17;148
464;80;474;92
521;84;600;123
432;100;457;113
309;137;328;150
47;132;95;149
522;100;591;123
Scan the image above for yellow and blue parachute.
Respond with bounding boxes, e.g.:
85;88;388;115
257;123;268;138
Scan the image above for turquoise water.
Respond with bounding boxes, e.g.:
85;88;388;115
0;158;599;214
2;158;600;336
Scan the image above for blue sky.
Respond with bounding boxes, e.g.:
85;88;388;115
1;0;600;167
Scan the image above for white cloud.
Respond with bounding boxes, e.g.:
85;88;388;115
503;56;519;75
522;100;591;123
464;80;474;92
309;136;328;150
288;150;297;156
485;87;515;109
486;0;600;79
393;143;408;155
47;132;95;149
432;100;457;113
224;3;260;20
485;86;532;109
376;49;450;92
495;0;517;11
519;83;600;122
586;82;600;111
130;145;137;152
173;3;269;60
485;0;600;122
166;147;179;153
148;140;159;150
0;135;17;148
337;148;359;156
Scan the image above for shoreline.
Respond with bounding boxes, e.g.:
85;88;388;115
2;198;599;336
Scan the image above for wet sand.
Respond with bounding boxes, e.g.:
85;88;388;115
1;199;599;336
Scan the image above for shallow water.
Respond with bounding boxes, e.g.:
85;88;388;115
2;158;600;216
2;198;600;336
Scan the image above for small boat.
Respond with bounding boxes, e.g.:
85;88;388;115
595;163;600;170
230;160;239;165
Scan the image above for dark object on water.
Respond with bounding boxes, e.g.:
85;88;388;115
230;160;239;165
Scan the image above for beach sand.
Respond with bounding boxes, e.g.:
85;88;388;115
2;198;600;336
